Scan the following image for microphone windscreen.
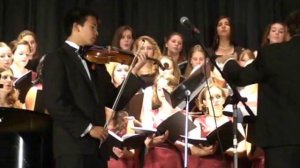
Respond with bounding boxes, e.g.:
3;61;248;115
180;16;189;25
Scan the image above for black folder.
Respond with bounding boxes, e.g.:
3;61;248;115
131;112;196;143
13;71;33;103
107;131;147;149
206;121;244;151
163;65;208;109
181;121;244;151
106;131;147;159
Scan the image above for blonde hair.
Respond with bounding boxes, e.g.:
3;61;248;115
195;84;227;112
17;30;37;41
17;30;39;58
0;68;22;108
106;62;119;76
132;35;162;75
10;39;31;54
0;42;10;48
238;49;255;62
152;74;179;109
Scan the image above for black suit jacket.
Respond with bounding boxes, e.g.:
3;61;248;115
43;43;142;158
223;36;300;148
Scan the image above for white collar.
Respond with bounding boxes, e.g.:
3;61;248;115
65;40;80;50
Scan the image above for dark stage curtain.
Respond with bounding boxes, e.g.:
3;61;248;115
1;0;300;56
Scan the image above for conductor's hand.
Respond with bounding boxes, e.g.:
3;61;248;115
89;126;108;142
131;53;147;75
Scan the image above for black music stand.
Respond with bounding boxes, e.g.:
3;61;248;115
164;65;208;109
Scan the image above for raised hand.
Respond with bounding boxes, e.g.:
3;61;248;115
131;53;147;75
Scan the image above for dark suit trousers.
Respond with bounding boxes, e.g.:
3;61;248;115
264;145;300;168
56;153;107;168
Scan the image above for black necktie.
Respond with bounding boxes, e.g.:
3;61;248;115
76;46;86;59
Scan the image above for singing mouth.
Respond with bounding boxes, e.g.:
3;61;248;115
172;47;180;51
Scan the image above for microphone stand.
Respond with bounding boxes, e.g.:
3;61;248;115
185;27;255;168
223;95;242;168
164;62;207;168
183;90;191;168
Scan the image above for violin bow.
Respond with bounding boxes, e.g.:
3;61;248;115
103;40;146;129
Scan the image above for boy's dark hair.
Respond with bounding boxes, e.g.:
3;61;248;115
286;10;300;36
64;8;99;37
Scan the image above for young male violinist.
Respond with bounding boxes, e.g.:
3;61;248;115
43;8;145;168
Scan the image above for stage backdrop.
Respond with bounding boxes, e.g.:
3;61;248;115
1;0;300;56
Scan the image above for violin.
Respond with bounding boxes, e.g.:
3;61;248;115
84;45;166;69
84;45;135;65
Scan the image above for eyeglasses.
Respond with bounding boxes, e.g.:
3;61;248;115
0;75;14;80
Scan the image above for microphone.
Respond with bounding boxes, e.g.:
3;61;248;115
180;16;200;34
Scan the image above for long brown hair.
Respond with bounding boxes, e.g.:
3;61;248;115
111;25;134;49
184;44;206;77
211;16;237;51
260;22;287;47
162;32;186;63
